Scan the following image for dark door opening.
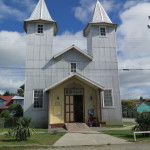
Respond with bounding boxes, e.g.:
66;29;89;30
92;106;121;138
74;95;83;122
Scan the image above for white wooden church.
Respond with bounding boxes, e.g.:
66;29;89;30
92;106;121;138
24;0;122;128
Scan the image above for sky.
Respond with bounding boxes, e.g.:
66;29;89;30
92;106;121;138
0;0;150;100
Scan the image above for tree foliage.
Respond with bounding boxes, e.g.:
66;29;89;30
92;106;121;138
3;91;15;96
0;110;10;118
9;104;23;117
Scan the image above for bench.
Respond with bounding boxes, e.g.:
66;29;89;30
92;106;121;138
133;131;150;141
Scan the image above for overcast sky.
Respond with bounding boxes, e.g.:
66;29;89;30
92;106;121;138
0;0;150;100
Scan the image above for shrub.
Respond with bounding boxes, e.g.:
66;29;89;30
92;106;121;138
9;117;34;141
0;110;10;118
133;113;150;136
9;104;23;117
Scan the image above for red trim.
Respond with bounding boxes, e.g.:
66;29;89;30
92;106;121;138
50;124;65;128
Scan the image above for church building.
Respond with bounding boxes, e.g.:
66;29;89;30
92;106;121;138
24;0;122;128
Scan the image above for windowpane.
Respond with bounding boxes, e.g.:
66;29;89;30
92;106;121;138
100;27;106;36
37;24;44;33
70;63;76;73
104;90;113;107
34;90;43;108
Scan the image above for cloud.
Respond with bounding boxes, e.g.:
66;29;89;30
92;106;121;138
53;31;86;54
118;2;150;99
0;31;26;94
73;0;115;24
0;0;36;21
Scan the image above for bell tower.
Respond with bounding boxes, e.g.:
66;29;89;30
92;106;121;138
24;0;58;127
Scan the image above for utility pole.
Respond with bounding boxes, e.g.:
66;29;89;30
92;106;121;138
148;16;150;29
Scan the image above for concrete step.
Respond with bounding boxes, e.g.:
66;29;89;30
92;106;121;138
65;123;92;132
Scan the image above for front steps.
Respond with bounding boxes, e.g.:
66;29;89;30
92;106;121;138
65;123;92;132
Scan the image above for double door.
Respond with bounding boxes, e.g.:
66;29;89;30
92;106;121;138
65;95;83;123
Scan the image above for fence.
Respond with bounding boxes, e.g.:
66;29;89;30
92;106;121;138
0;118;4;129
0;118;19;129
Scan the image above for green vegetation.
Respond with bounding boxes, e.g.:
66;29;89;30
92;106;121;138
101;130;150;142
105;125;123;128
33;128;48;132
0;133;65;146
133;113;150;135
0;110;10;118
9;117;33;141
0;128;9;133
123;122;135;126
9;104;23;117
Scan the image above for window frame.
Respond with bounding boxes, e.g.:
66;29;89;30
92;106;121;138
102;89;114;108
37;24;44;34
99;26;107;37
33;89;44;109
70;62;77;73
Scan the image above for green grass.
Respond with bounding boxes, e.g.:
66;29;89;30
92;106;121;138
105;125;123;128
123;122;135;126
101;130;150;142
33;128;48;132
0;128;9;133
0;133;65;146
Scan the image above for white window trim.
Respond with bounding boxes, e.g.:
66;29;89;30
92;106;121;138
33;89;44;109
36;24;44;35
102;89;114;108
99;26;107;38
70;62;77;73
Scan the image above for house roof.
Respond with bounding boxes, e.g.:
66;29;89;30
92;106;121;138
12;96;24;100
92;0;112;23
134;101;150;109
53;45;93;60
83;0;117;37
44;73;105;92
24;0;58;35
0;96;14;107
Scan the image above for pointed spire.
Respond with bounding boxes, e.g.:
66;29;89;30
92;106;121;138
91;0;112;23
26;0;53;21
24;0;58;35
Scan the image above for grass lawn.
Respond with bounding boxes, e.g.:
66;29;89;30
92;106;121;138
123;122;135;126
33;128;48;132
0;128;9;133
0;133;65;146
101;130;150;142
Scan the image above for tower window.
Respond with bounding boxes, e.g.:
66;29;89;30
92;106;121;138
37;24;44;33
100;27;106;36
33;90;43;108
70;62;77;73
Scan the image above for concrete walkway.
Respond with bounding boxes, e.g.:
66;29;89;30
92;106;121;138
53;131;129;147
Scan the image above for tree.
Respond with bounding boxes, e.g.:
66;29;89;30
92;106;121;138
17;88;24;97
9;104;23;117
0;110;10;118
3;91;15;96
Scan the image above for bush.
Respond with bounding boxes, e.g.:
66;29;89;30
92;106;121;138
9;104;23;117
10;117;34;141
133;113;150;136
0;110;10;118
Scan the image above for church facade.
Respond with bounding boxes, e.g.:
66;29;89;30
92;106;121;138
24;0;122;128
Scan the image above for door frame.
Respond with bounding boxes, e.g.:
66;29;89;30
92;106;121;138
64;88;84;123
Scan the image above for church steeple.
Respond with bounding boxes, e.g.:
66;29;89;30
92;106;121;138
83;0;117;37
24;0;58;35
92;0;112;23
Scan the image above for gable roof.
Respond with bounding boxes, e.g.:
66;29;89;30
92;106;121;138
24;0;58;35
53;45;93;60
44;73;105;92
134;101;150;109
0;96;14;108
92;0;112;23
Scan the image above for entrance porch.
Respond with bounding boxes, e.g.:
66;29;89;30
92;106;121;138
44;74;104;128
